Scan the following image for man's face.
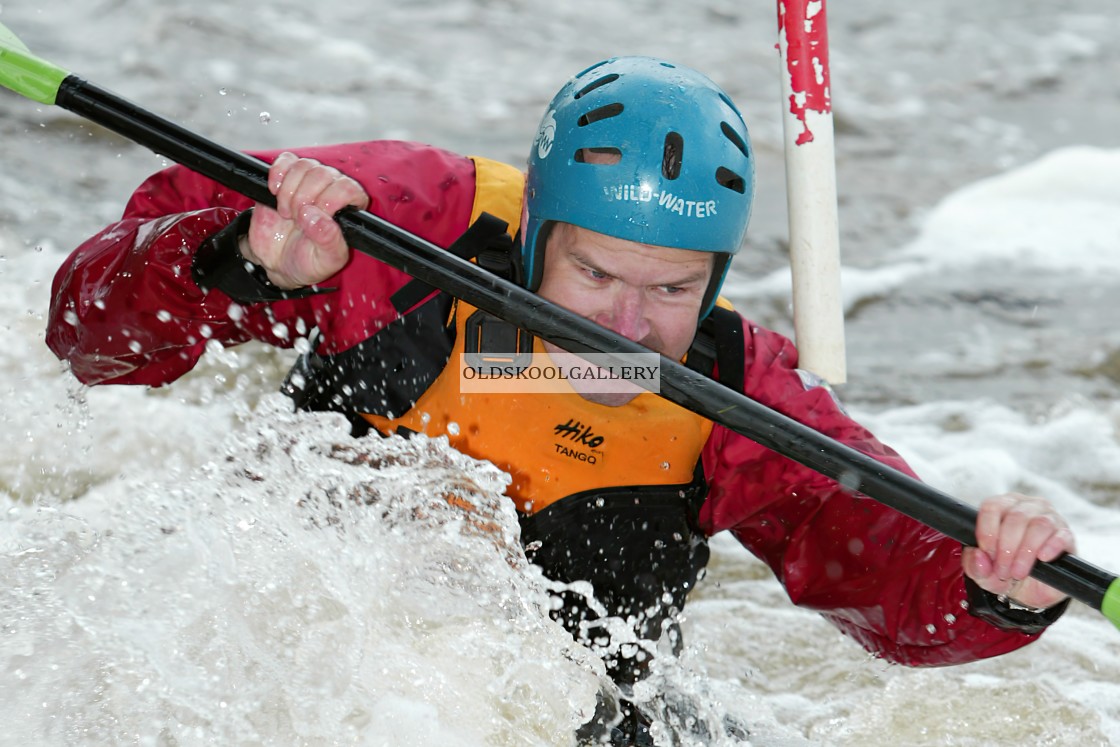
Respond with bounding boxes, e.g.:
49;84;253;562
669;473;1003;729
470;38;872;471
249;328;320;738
536;222;714;405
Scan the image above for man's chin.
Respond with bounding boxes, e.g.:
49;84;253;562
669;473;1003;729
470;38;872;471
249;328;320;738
539;341;657;407
570;385;643;407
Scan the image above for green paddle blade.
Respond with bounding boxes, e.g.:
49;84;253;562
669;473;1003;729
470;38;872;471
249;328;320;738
1105;577;1120;631
0;22;69;105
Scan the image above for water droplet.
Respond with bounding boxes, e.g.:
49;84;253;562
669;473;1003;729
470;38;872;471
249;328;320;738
156;310;172;322
128;340;143;353
838;469;861;492
259;111;272;124
63;310;78;326
446;422;460;436
660;461;670;470
219;88;228;96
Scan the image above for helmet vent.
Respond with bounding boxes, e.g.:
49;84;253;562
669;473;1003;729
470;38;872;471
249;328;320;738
574;73;620;99
716;166;746;194
575;147;622;165
720;121;750;158
577;103;624;127
662;132;683;180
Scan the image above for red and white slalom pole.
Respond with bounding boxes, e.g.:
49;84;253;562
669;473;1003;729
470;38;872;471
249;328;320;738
777;0;847;384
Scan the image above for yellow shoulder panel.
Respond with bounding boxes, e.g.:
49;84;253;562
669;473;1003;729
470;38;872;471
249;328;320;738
468;156;525;239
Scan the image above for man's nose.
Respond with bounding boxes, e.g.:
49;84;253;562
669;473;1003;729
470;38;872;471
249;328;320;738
595;287;650;342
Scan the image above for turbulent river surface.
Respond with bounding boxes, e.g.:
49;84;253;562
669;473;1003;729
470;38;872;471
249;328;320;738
2;1;1120;745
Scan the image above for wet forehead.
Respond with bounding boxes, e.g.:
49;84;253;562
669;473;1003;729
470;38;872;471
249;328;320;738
548;223;713;283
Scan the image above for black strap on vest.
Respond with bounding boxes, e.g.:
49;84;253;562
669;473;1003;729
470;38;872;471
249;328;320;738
389;212;517;313
685;304;745;391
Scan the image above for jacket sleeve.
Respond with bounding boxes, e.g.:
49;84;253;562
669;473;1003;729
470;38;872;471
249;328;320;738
698;316;1052;666
46;141;478;386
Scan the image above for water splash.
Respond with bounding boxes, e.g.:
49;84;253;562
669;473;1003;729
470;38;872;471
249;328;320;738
0;396;604;745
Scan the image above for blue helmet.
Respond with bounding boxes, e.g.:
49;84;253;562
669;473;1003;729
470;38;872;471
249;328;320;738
523;56;755;319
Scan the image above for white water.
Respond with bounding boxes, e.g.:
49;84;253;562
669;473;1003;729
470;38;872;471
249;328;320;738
2;1;1120;744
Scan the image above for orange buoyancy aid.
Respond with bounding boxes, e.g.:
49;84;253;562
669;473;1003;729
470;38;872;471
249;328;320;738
360;301;715;515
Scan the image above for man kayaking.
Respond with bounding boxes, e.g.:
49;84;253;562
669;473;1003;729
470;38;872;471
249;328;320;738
47;56;1075;742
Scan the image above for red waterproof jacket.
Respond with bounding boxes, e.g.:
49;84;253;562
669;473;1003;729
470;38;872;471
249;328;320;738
48;140;1050;667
